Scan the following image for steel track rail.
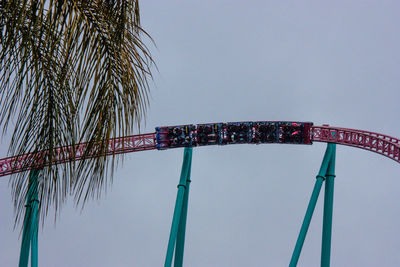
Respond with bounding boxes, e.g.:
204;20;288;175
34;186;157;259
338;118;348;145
0;125;398;177
0;133;157;177
311;126;400;163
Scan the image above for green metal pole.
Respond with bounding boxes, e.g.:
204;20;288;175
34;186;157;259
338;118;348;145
30;189;39;267
165;148;193;267
19;169;39;267
289;144;333;267
19;207;32;267
174;153;192;267
165;180;186;267
321;144;336;267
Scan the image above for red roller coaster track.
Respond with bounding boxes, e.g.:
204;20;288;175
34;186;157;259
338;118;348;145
0;125;398;177
312;126;400;163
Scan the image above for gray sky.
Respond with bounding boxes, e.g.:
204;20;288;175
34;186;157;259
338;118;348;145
1;1;400;266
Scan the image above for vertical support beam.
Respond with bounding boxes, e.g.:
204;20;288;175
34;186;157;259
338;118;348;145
30;183;39;267
19;169;39;267
165;148;193;267
289;144;333;267
19;207;32;267
321;144;336;267
289;177;324;267
174;156;192;267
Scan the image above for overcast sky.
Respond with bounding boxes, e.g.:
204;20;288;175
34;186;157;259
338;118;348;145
1;1;400;266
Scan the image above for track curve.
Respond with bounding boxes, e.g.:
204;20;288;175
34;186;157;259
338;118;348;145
0;125;398;177
0;133;157;177
312;126;400;163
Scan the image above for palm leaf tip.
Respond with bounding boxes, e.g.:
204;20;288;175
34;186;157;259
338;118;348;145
0;0;155;226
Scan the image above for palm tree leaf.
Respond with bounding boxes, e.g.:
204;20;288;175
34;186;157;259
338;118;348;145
0;0;154;225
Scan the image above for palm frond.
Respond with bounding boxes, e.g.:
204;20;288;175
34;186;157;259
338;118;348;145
0;0;154;225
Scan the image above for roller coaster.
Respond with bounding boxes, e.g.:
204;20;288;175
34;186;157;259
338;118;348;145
1;121;399;267
0;122;399;176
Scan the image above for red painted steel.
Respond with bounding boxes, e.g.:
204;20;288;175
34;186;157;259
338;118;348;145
0;133;156;177
312;126;400;163
0;125;399;177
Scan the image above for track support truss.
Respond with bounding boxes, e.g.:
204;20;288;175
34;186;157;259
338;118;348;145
0;122;397;266
0;124;399;177
312;126;399;163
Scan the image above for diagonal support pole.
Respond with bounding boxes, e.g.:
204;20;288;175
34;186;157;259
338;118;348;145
19;169;39;267
321;143;336;267
289;144;334;267
165;147;193;267
174;152;192;267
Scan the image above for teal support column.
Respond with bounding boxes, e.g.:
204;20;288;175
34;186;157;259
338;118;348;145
289;177;324;267
165;147;193;267
321;144;336;267
174;155;192;267
19;208;32;267
289;144;333;267
30;187;39;267
19;169;39;267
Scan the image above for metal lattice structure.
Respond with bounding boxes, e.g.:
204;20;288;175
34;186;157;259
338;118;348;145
1;122;399;267
0;124;399;177
312;126;400;163
0;133;156;177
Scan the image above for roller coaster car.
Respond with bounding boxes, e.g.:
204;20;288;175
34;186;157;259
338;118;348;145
278;122;313;144
196;123;224;146
155;124;196;149
155;121;313;150
252;121;279;143
223;122;253;144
